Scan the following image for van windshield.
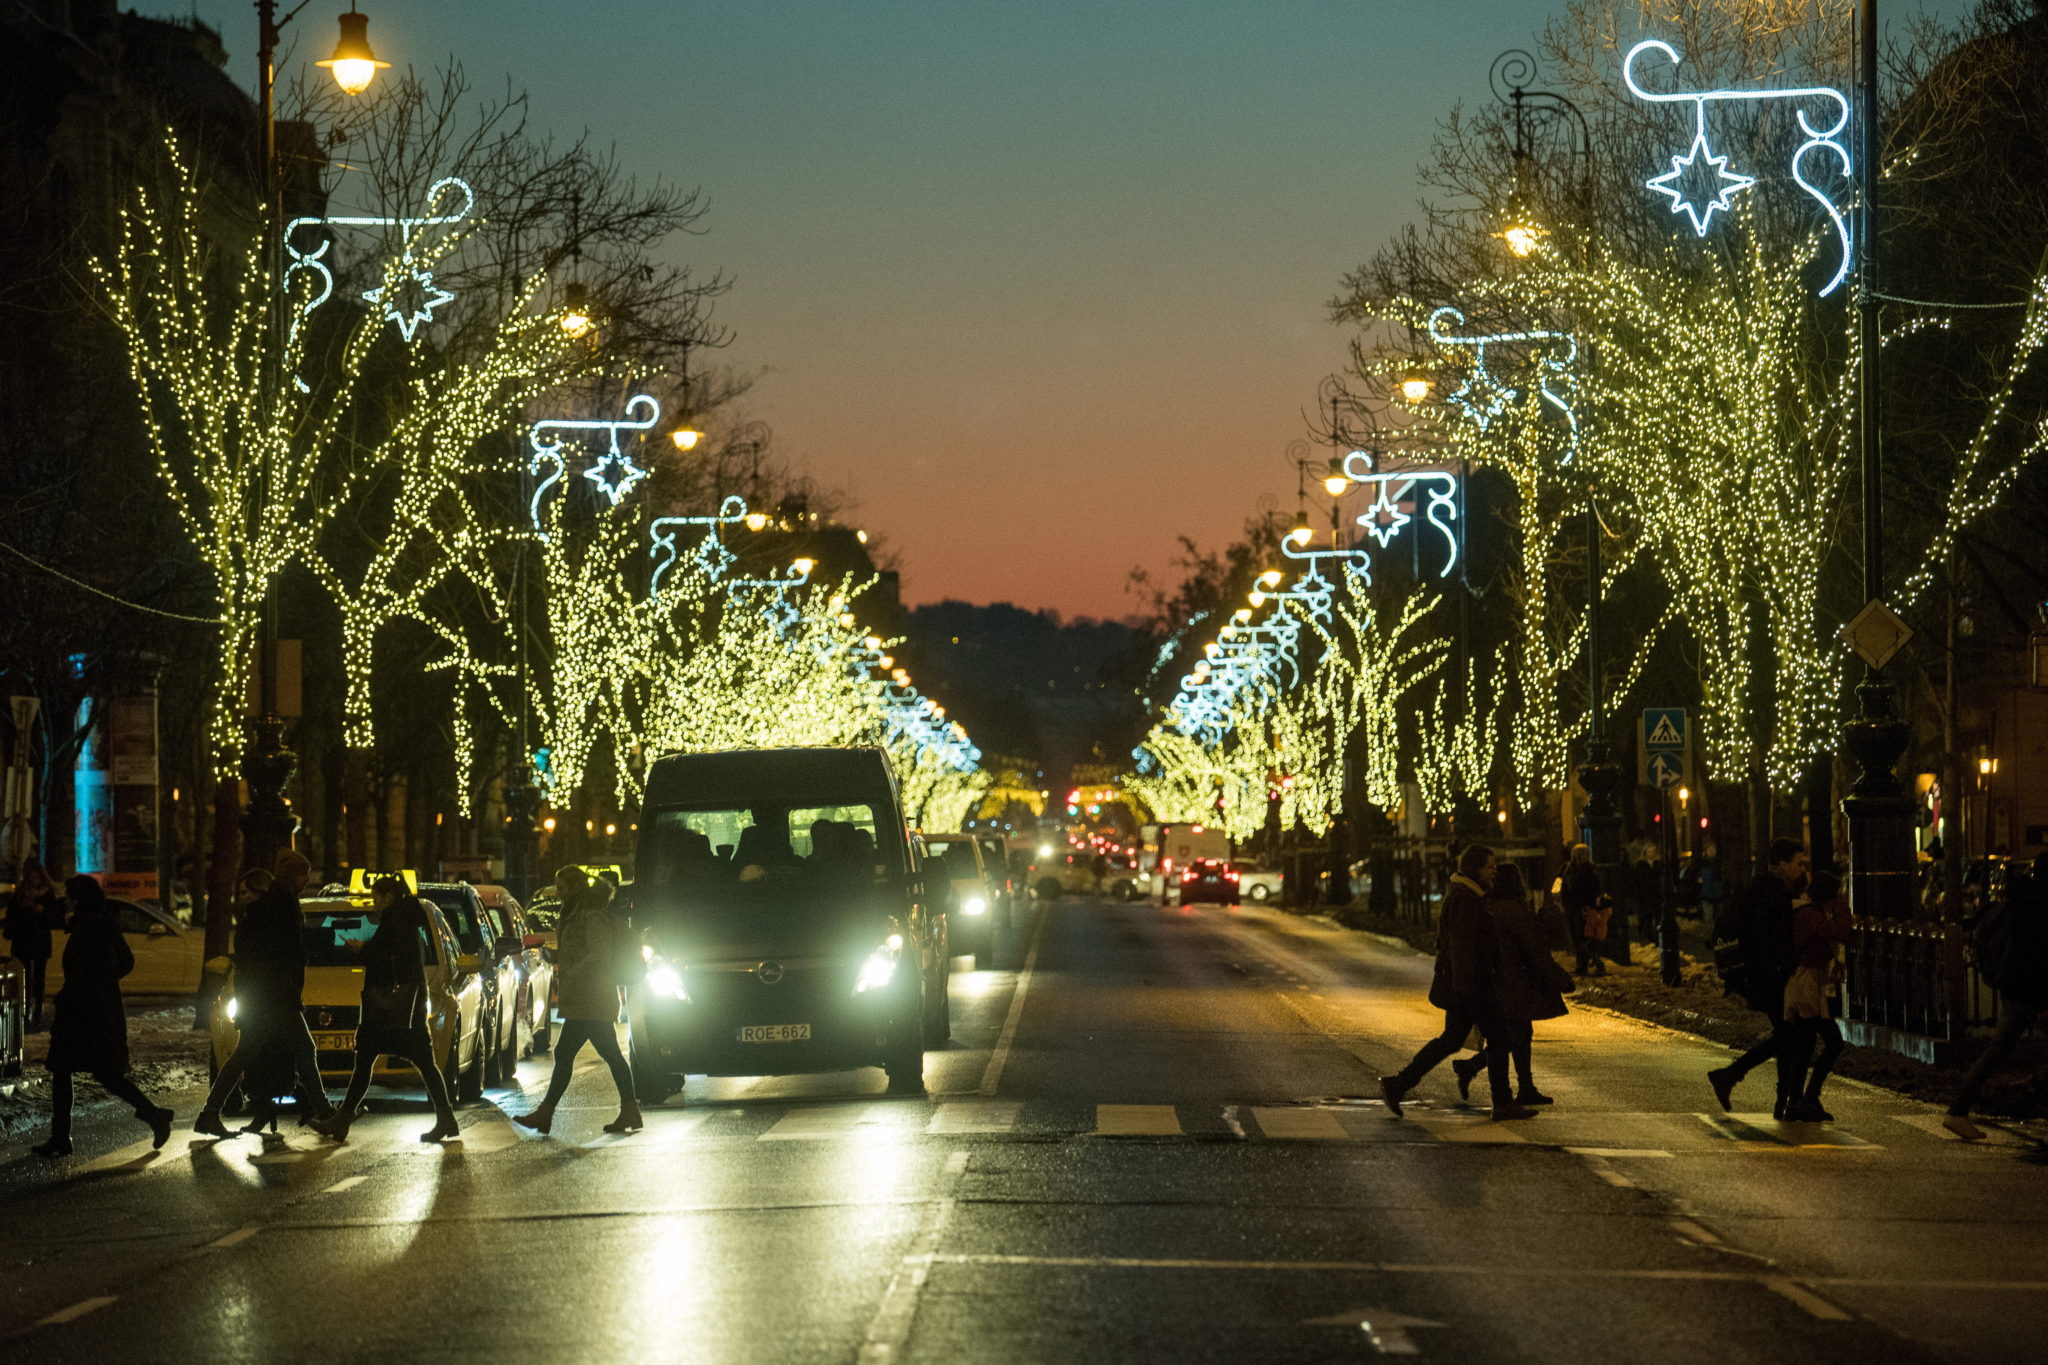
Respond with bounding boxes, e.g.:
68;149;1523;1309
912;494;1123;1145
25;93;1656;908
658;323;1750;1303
643;803;888;902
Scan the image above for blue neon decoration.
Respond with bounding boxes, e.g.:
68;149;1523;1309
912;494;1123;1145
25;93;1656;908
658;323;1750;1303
284;178;475;343
1342;453;1461;580
1426;307;1579;461
648;494;749;594
528;394;661;531
1622;39;1852;297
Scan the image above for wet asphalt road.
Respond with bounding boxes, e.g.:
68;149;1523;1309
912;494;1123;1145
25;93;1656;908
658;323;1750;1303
2;892;2046;1364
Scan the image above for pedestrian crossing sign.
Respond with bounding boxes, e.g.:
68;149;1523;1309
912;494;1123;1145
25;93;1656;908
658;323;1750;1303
1639;708;1688;788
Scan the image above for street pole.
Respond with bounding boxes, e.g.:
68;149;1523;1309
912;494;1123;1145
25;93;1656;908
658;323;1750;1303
1578;491;1625;961
242;0;300;880
1840;0;1915;920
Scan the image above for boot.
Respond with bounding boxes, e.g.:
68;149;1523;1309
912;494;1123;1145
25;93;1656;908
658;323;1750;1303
30;1136;72;1158
1451;1056;1482;1102
1706;1067;1738;1114
420;1113;461;1142
192;1109;233;1139
143;1106;175;1149
603;1105;645;1134
513;1103;555;1135
1378;1077;1407;1119
309;1107;360;1142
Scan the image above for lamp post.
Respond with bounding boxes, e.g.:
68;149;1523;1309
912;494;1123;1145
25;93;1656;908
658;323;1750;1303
242;4;387;881
1840;0;1915;920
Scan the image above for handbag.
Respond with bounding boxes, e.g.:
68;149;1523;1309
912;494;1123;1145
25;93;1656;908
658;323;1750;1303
360;982;419;1034
1426;956;1454;1010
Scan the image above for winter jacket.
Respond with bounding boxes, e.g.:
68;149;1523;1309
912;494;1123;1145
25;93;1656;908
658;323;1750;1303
233;883;309;1011
1437;875;1499;1002
3;889;58;960
555;884;624;1021
1734;871;1799;1013
353;893;432;1051
1490;893;1572;1023
46;905;134;1075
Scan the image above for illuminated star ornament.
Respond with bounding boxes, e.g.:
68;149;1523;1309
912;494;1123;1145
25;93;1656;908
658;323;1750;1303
528;393;662;531
1647;126;1755;235
1426;306;1579;461
1622;39;1852;296
362;253;456;340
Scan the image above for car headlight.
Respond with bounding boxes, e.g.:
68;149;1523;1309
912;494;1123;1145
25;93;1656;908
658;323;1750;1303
856;929;905;994
962;896;988;916
224;996;238;1021
646;959;688;1001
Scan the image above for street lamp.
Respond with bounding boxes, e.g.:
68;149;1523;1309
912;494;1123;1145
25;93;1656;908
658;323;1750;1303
670;424;704;452
315;6;389;96
558;281;594;337
242;4;388;884
1399;374;1434;405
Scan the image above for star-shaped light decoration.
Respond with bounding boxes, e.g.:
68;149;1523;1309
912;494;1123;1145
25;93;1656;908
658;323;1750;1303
1445;366;1517;431
362;254;455;341
692;530;737;581
1360;482;1412;548
581;437;648;505
1647;129;1756;235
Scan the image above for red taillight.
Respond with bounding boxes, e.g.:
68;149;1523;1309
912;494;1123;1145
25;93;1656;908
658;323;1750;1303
1226;872;1239;882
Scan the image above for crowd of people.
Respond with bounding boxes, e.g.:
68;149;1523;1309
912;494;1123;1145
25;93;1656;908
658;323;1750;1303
9;856;642;1157
1378;837;2046;1130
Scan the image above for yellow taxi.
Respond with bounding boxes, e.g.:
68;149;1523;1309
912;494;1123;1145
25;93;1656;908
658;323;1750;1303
208;872;491;1103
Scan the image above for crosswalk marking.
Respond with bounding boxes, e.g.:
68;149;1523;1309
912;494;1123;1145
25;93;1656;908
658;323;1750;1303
1095;1104;1182;1136
928;1101;1021;1134
1250;1107;1347;1140
762;1105;907;1140
1697;1113;1881;1149
1409;1116;1530;1144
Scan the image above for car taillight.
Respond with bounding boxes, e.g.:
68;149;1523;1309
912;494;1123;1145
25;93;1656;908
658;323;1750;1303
1226;872;1239;881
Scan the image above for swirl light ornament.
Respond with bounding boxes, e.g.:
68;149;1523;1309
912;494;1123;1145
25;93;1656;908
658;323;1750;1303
284;177;475;339
1426;306;1579;459
1621;38;1852;297
528;393;662;529
1343;452;1461;579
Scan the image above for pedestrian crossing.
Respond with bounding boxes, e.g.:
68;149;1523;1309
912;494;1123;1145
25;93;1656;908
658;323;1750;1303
47;1095;1947;1176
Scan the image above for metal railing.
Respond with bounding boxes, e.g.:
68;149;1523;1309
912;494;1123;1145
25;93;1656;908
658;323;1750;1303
1842;916;1998;1040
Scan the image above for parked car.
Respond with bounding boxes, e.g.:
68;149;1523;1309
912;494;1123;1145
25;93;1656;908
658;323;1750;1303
209;887;490;1107
923;833;1000;968
417;881;523;1086
627;746;948;1103
1179;859;1240;906
0;954;24;1094
472;884;554;1060
46;896;205;995
1235;863;1285;904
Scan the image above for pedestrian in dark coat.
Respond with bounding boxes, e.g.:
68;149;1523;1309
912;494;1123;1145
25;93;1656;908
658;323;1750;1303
1454;863;1574;1105
194;850;335;1137
1945;852;2048;1140
31;875;173;1158
1560;844;1606;976
1707;839;1810;1119
1380;845;1537;1121
514;867;642;1136
1782;871;1852;1122
310;877;459;1143
5;858;61;1023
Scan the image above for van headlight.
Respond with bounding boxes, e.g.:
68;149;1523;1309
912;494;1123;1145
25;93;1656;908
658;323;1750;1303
645;956;688;1001
856;930;904;994
961;896;988;916
224;997;238;1022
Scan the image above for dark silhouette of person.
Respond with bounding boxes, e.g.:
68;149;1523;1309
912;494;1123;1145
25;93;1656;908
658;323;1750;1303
1560;843;1605;976
1381;844;1538;1121
311;876;459;1143
514;867;641;1136
5;857;61;1024
1945;852;2048;1140
31;875;173;1158
194;850;335;1136
1782;870;1852;1122
1454;862;1573;1105
1707;838;1810;1118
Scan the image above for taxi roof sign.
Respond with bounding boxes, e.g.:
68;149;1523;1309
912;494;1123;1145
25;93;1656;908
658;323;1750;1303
347;868;419;893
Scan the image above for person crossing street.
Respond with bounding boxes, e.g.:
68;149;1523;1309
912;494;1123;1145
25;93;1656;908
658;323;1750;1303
1381;845;1538;1122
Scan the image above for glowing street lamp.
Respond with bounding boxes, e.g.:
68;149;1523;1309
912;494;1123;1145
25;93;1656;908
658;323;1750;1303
1321;456;1350;500
316;6;390;96
670;424;704;452
558;281;594;337
1399;374;1433;404
1498;219;1545;258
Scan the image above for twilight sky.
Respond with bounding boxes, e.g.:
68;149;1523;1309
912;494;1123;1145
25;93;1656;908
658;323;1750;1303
151;0;1969;621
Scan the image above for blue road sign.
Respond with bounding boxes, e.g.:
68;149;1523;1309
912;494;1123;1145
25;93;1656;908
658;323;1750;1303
1640;708;1688;788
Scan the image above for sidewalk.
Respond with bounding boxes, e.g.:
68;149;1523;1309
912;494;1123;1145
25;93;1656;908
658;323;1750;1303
1323;901;2048;1123
0;999;211;1143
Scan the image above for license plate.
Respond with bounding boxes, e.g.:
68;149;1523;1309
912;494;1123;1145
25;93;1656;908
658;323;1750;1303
737;1023;811;1043
313;1031;355;1050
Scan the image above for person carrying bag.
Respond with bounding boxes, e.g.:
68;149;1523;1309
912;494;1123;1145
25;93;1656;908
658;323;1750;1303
311;876;459;1143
